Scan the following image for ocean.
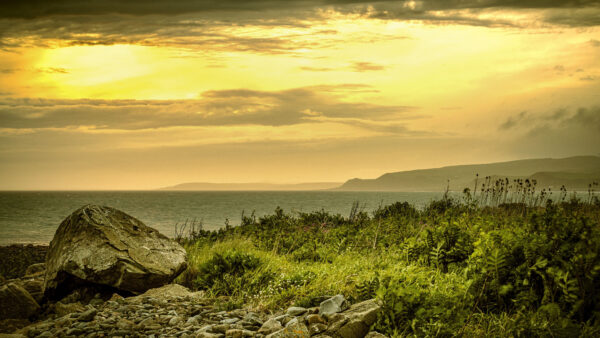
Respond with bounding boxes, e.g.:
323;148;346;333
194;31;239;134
0;191;446;245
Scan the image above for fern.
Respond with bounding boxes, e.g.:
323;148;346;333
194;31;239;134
357;275;380;301
486;248;508;282
430;243;448;273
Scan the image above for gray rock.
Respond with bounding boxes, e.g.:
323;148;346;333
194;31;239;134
266;320;310;338
364;332;387;338
186;316;200;326
328;299;381;338
286;306;307;316
319;295;347;316
43;205;187;299
53;301;85;317
16;278;44;304
0;283;40;320
306;314;326;325
221;318;240;324
78;308;97;322
309;323;327;335
24;263;46;277
258;318;283;335
195;332;221;338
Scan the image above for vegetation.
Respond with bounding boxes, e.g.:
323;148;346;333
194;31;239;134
176;185;600;337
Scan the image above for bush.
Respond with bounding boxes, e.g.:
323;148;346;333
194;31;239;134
194;250;265;296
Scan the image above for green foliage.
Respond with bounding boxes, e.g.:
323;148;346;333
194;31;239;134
194;250;267;296
178;194;600;336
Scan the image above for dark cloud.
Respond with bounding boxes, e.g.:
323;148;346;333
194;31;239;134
568;106;600;130
500;106;600;133
580;75;596;81
0;13;332;54
544;8;600;26
499;106;600;157
0;67;68;74
0;85;416;131
2;1;598;19
499;111;528;130
0;0;598;52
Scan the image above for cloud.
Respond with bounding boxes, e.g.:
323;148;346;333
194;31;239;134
299;66;337;72
2;1;597;19
0;85;417;131
299;62;386;72
497;106;600;158
500;106;600;133
0;0;598;53
499;111;528;130
351;62;385;72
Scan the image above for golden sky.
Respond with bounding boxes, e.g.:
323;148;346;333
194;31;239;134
1;0;599;189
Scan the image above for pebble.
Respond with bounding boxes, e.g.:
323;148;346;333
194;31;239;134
7;284;384;338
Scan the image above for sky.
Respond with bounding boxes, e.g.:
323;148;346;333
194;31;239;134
0;0;599;190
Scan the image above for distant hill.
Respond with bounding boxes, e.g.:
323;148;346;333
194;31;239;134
336;156;600;192
160;182;342;191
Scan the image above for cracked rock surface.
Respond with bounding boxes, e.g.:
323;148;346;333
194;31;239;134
44;205;187;299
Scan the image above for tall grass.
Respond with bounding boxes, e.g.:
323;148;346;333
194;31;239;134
175;179;600;336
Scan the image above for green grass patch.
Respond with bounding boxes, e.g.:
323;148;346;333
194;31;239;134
176;194;600;336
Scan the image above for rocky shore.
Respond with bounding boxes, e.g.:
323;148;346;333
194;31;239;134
0;205;386;338
3;281;383;338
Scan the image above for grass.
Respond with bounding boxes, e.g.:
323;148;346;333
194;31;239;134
175;189;600;337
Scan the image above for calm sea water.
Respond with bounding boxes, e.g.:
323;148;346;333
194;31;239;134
0;191;445;245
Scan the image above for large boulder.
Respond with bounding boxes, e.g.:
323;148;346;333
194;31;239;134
0;283;40;320
44;205;187;299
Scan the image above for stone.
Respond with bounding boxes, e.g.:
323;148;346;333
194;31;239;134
18;278;44;304
53;301;85;317
168;316;182;326
306;314;326;325
78;308;97;322
195;332;221;338
224;329;244;338
211;324;230;334
319;295;347;316
24;264;46;277
265;320;310;338
0;283;40;320
327;299;381;338
336;319;370;338
43;205;187;299
286;307;307;316
129;284;203;303
309;323;327;335
258;318;283;334
0;319;30;334
364;332;387;338
221;318;240;324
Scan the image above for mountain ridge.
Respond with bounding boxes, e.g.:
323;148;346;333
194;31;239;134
336;155;600;192
160;182;342;191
